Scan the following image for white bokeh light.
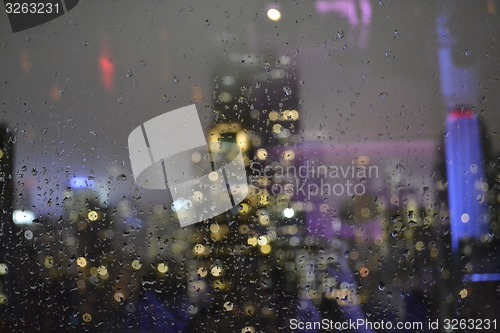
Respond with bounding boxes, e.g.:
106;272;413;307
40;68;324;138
267;8;281;21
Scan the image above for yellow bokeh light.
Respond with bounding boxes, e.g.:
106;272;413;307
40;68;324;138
82;313;92;323
98;266;108;276
44;256;54;269
238;224;249;235
210;223;220;233
0;149;4;159
257;148;268;160
114;292;125;303
77;257;87;268
247;237;258;247
88;210;99;222
211;265;223;277
197;267;208;277
89;267;99;276
258;214;270;226
260;244;271;255
281;110;298;121
272;124;283;134
212;279;226;291
157;263;168;274
268;111;279;121
238;203;250;214
131;260;142;270
259;195;270;205
236;131;250;152
193;244;205;255
279;110;289;121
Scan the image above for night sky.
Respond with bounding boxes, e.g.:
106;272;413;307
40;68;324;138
1;0;499;214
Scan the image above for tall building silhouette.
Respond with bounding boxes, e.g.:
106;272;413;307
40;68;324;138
184;52;302;333
0;124;14;330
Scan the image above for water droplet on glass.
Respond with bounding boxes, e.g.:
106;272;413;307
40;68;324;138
378;281;385;290
283;86;292;96
380;92;389;98
117;97;124;104
223;301;234;311
117;174;127;181
24;230;33;240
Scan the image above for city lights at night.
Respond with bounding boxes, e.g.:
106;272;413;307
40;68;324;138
1;1;500;332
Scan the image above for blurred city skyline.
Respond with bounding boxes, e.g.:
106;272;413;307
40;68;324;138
1;1;498;215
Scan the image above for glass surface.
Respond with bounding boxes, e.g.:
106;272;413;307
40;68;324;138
0;1;499;332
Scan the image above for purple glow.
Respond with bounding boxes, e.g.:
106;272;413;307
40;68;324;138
267;140;436;241
315;0;372;49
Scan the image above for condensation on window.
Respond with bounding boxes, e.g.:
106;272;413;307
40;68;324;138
0;1;499;332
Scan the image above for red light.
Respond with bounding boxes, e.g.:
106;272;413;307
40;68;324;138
449;109;474;121
99;52;114;92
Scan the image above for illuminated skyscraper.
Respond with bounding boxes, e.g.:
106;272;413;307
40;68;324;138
444;108;489;253
184;53;302;333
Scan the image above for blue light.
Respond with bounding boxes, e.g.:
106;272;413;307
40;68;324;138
445;110;489;253
69;177;94;189
463;273;500;283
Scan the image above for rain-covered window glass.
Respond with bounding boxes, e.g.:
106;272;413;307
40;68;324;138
1;1;499;332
